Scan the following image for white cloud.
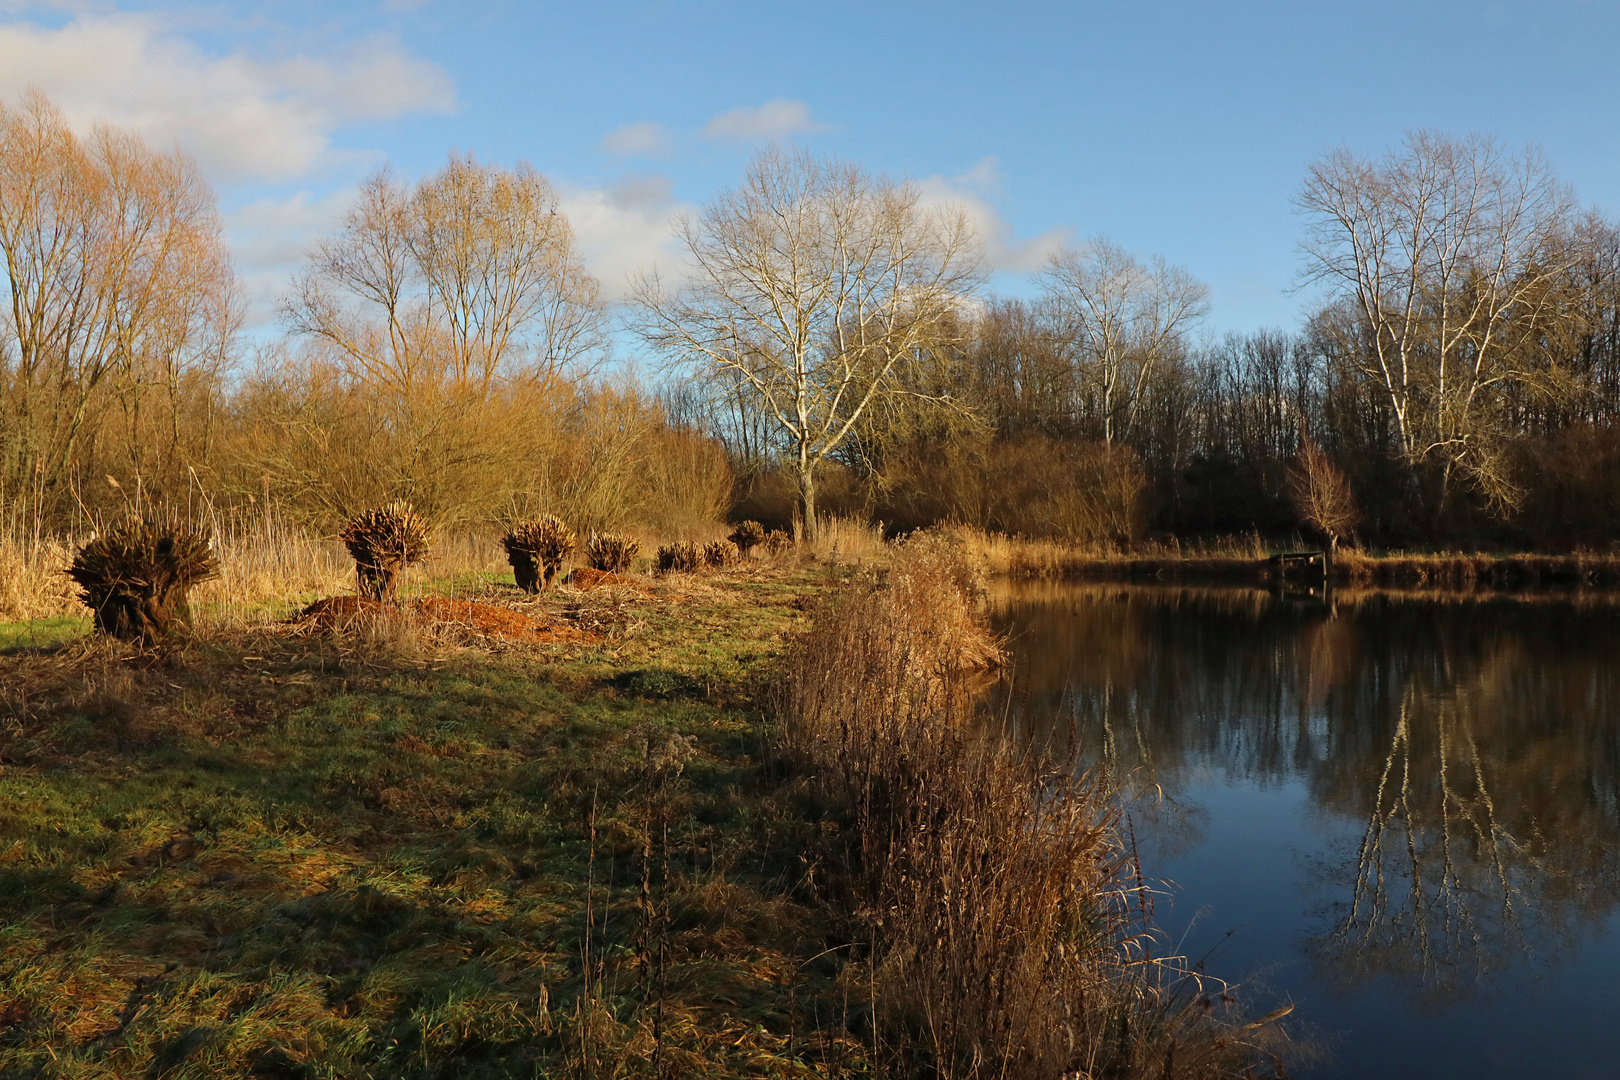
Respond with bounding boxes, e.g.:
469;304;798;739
226;188;357;328
0;12;455;183
914;157;1070;274
598;120;671;157
557;174;694;301
701;98;827;141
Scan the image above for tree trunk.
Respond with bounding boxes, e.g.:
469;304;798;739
90;581;194;646
508;551;541;593
357;561;402;603
796;463;818;544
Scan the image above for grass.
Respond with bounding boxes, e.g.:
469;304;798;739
0;559;859;1078
0;615;91;653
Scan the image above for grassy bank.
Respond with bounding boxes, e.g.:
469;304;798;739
0;562;844;1077
0;532;1287;1078
954;528;1620;589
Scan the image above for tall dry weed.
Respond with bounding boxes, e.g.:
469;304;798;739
803;515;889;568
777;536;1290;1079
0;534;80;622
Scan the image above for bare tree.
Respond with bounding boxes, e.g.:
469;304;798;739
0;90;239;510
1298;130;1579;518
285;154;604;401
1289;434;1359;553
1037;237;1208;445
279;155;606;520
631;147;984;541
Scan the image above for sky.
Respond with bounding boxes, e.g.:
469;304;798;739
3;0;1618;340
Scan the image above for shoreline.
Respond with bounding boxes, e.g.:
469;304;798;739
957;532;1620;589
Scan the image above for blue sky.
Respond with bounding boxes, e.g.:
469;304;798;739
4;0;1618;337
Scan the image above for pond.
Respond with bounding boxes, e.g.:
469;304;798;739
987;581;1620;1080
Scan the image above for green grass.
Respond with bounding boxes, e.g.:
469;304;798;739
0;614;91;653
0;567;869;1078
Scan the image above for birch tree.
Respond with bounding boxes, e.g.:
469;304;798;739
1298;130;1578;517
631;147;984;541
1037;237;1208;445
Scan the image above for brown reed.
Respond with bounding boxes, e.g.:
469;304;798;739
775;533;1293;1079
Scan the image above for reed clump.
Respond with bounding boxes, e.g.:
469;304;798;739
655;541;701;575
66;519;220;644
762;529;793;558
585;531;639;574
338;501;429;602
502;515;576;592
776;533;1290;1079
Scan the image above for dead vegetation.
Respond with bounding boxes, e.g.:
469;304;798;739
656;541;702;575
775;534;1293;1078
727;520;765;557
585;532;639;574
702;539;738;568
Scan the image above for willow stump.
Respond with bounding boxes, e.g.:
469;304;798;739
68;520;219;645
339;502;429;603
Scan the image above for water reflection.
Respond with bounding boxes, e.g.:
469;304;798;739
987;582;1620;999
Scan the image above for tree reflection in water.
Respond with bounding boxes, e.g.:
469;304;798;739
987;582;1620;996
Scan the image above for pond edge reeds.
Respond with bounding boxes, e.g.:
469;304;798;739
774;532;1293;1079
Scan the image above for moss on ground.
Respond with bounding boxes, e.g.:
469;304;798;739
0;564;871;1079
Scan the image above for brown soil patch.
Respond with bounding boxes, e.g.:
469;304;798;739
296;595;592;643
567;567;647;592
414;597;588;642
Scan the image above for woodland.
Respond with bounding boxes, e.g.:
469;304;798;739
3;91;1618;552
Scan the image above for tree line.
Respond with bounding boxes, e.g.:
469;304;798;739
5;89;1618;548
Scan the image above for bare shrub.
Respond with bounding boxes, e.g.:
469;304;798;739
1289;435;1360;552
585;532;639;573
66;519;220;644
636;425;734;538
776;537;1291;1079
727;520;765;557
655;541;701;575
338;501;429;602
502;515;576;592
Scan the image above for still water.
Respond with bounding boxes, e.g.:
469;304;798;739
987;581;1620;1080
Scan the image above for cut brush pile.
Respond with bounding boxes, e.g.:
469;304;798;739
776;533;1292;1079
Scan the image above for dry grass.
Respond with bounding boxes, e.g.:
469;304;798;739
949;526;1620;590
775;535;1292;1079
1;500;525;635
803;515;888;568
1335;548;1620;587
0;533;79;622
948;526;1270;579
